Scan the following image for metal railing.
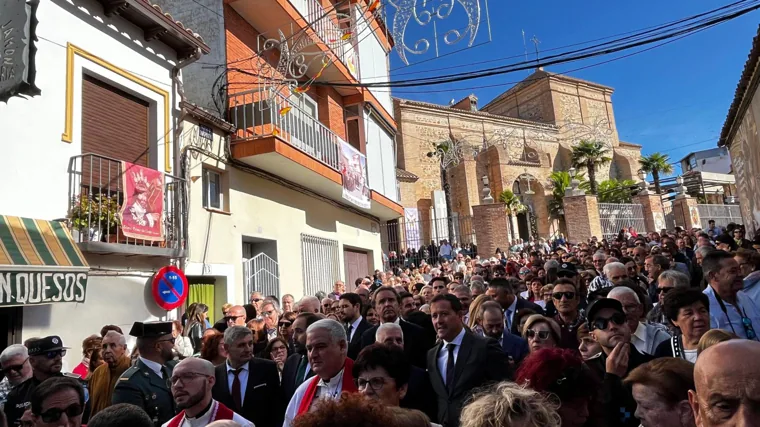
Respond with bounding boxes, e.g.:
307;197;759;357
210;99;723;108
301;233;341;297
229;88;341;171
243;253;280;299
598;203;647;240
380;216;477;265
696;204;743;229
67;154;186;252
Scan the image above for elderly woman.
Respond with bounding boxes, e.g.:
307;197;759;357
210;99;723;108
460;381;560;427
263;337;289;378
647;270;691;330
654;289;711;363
73;334;102;379
624;358;696;427
522;315;561;353
517;348;600;427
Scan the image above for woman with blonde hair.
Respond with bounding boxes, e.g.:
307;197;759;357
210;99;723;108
697;329;737;355
467;294;493;336
460;381;561;427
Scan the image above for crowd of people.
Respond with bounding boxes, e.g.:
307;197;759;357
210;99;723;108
1;220;760;427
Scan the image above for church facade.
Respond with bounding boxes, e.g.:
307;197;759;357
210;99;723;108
394;69;643;241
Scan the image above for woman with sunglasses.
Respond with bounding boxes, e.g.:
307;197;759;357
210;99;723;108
521;315;561;354
279;311;297;354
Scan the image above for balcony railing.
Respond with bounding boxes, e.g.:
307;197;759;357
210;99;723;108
229;88;341;171
67;153;186;257
289;0;358;78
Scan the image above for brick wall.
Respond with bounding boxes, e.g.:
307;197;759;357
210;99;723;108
316;86;346;140
563;195;602;242
472;204;510;256
633;194;665;233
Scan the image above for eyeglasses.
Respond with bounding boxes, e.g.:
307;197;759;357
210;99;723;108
39;403;83;423
262;310;275;317
271;346;287;353
590;312;627;331
552;291;576;300
225;315;244;323
524;329;551;340
278;321;292;327
38;350;66;359
170;372;208;385
741;317;757;340
355;376;389;391
656;287;674;294
0;358;28;375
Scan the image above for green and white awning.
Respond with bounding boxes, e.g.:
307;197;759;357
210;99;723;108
0;216;88;306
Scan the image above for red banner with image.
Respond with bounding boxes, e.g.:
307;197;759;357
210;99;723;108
119;161;165;241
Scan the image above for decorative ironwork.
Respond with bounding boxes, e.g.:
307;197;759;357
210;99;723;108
559;116;616;148
0;0;41;102
387;0;491;65
598;203;647;240
430;137;466;169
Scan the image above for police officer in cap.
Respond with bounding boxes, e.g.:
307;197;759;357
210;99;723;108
112;321;177;427
3;336;79;426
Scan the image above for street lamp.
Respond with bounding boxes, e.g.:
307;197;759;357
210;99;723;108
637;170;650;194
569;167;576;179
481;175;493;204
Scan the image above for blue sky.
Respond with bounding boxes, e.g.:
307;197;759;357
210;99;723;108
385;0;760;174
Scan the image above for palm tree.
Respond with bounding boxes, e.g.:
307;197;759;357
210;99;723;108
639;152;674;194
571;140;612;195
596;179;638;203
547;171;589;217
499;190;525;241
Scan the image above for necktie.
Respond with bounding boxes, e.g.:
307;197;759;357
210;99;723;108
295;355;308;385
347;324;353;340
505;309;512;330
446;343;456;391
161;365;171;389
231;368;243;410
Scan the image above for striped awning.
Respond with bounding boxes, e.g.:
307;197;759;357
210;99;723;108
0;216;89;307
0;216;88;269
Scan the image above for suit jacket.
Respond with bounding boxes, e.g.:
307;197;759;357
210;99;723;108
211;359;283;427
427;331;511;427
510;298;545;335
405;311;437;344
112;359;177;426
500;331;530;364
361;320;432;368
280;353;314;406
401;365;437;422
347;317;372;360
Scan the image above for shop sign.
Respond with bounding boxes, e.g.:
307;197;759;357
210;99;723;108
0;271;87;306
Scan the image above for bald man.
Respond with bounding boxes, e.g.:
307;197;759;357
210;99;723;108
688;340;760;426
164;358;253;427
225;306;248;328
298;296;320;314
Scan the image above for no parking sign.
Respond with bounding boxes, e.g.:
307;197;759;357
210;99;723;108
152;266;189;310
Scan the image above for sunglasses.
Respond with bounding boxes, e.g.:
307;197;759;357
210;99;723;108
742;317;757;340
656;287;674;294
37;350;66;359
590;312;627;331
39;403;83;423
525;329;551;340
278;321;292;327
0;358;28;375
225;315;245;322
552;291;576;300
251;298;262;302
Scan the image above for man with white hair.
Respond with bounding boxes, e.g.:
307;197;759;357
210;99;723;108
164;358;253;427
588;260;624;294
609;286;670;355
283;319;358;426
0;345;32;409
89;331;131;417
298;296;320;314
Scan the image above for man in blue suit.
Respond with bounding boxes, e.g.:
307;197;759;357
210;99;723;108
481;301;529;365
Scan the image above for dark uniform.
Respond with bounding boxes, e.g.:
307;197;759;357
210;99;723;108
111;321;177;427
3;336;86;427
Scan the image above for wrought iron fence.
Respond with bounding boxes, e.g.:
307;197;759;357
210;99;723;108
228;88;341;171
696;204;743;229
301;233;341;297
243;253;280;299
598;203;647;240
380;215;477;267
67;153;186;252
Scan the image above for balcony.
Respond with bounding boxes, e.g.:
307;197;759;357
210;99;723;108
67;154;186;258
228;0;359;90
228;89;404;221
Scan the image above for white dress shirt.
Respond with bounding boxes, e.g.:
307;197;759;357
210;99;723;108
437;328;466;384
226;361;250;403
348;316;363;341
139;357;164;378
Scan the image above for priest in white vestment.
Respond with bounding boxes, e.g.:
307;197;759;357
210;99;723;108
283;319;358;427
163;358;254;427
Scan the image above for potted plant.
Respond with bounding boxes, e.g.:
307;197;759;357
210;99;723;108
69;193;121;242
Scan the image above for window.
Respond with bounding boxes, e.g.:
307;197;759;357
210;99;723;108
688;156;697;170
202;168;223;210
301;234;340;296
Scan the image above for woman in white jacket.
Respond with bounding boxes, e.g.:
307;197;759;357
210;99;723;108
172;319;194;359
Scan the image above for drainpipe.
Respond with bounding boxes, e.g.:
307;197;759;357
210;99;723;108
171;48;202;272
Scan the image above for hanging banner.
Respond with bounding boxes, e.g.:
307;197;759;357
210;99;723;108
119;161;165;241
404;208;421;249
339;141;371;209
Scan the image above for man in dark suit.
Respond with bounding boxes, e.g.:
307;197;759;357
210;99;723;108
211;326;282;427
480;301;529;365
427;294;511;427
112;322;177;426
337;293;371;360
360;287;433;368
280;312;320;405
486;277;544;335
399;291;436;343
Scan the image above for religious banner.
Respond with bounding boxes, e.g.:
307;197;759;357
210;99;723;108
404;208;421;249
119;161;165;241
339;141;371;209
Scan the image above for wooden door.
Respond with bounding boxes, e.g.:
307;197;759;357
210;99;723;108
343;249;369;292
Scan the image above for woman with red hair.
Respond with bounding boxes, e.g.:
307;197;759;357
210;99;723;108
516;348;600;427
